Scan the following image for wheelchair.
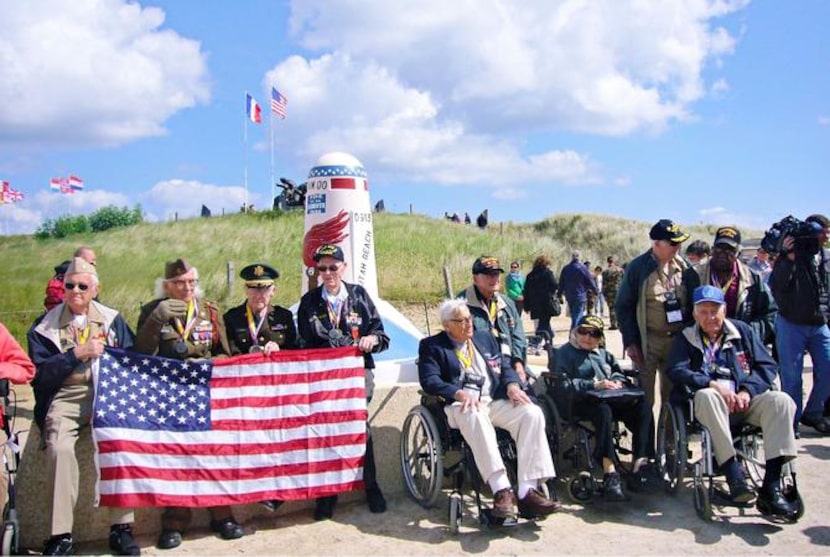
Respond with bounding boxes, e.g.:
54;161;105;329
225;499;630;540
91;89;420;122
0;379;20;555
400;392;543;533
657;392;804;522
534;347;640;504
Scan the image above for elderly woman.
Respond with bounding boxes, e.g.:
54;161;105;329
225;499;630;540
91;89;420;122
133;259;241;550
553;315;656;502
296;244;389;520
28;257;138;555
418;298;560;519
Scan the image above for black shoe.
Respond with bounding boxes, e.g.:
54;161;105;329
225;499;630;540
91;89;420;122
109;524;141;556
603;472;629;502
210;518;244;540
156;530;182;550
43;534;74;556
799;413;830;435
757;485;799;518
366;486;387;513
314;495;338;521
259;499;284;512
728;480;756;504
628;462;663;493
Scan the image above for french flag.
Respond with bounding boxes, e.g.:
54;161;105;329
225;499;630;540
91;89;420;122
246;94;262;124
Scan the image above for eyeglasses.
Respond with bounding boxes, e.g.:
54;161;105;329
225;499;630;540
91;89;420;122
449;316;473;324
576;327;602;338
64;282;90;292
170;279;198;287
316;265;341;273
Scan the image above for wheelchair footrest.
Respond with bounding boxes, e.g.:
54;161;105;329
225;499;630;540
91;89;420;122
711;487;755;508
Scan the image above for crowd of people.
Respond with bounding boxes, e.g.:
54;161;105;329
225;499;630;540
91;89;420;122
2;212;826;552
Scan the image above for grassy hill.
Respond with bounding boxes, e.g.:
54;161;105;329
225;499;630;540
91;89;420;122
0;210;735;343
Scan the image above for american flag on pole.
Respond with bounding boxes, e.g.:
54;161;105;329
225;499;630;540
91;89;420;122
271;87;288;119
91;347;367;508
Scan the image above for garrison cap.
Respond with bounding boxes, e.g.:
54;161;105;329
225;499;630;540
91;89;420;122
164;258;193;279
65;257;97;278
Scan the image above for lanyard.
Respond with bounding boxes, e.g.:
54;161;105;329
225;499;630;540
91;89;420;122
702;334;721;367
73;322;90;345
245;304;267;344
174;300;198;341
326;298;343;329
711;264;736;294
658;261;677;291
456;340;473;370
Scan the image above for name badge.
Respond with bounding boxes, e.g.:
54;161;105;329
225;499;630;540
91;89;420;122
664;291;683;323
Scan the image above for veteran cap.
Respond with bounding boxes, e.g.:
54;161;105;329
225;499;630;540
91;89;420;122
472;255;504;275
713;226;742;249
65;257;97;278
649;219;690;243
164;258;193;279
313;244;345;262
576;314;605;334
240;263;279;287
693;285;725;305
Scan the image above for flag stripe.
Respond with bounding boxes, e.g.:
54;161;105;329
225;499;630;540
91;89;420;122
271;87;288;118
92;347;367;507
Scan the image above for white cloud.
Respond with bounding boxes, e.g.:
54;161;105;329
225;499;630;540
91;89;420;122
819;116;830;126
141;180;253;221
0;0;210;148
697;206;769;231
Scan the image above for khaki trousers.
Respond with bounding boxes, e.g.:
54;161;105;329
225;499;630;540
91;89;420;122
694;388;798;466
445;399;555;486
44;384;134;535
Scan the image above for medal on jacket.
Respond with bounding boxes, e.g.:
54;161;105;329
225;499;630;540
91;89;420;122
325;297;345;344
173;300;197;355
246;304;267;353
249;344;264;354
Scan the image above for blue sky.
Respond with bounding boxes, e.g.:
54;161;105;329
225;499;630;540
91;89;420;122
1;0;827;235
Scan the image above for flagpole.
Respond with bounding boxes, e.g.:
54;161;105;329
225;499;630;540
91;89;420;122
243;91;249;212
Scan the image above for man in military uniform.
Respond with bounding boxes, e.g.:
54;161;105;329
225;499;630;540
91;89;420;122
133;259;242;551
602;256;624;330
224;263;298;355
458;256;527;384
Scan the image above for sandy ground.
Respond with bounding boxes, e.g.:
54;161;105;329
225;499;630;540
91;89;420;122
14;312;830;555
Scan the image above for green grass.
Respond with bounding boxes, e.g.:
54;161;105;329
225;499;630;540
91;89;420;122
0;210;756;344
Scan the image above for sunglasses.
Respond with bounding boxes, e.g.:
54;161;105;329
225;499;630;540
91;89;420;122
576;327;602;338
449;316;473;324
316;265;341;273
64;282;90;292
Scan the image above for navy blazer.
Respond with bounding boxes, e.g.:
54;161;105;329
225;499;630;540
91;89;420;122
418;329;519;404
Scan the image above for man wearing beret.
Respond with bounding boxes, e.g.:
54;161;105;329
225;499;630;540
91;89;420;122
682;226;777;347
297;244;390;520
458;256;528;384
28;257;139;555
134;259;241;550
224;263;298;356
615;219;693;466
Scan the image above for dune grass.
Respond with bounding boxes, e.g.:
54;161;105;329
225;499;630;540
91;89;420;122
0;210;753;344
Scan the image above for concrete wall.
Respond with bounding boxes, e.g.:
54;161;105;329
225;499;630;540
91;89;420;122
16;383;423;548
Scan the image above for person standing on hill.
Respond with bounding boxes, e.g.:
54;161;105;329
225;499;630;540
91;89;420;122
557;250;598;331
616;219;693;420
458;256;528;385
506;260;526;316
133;258;243;550
523;254;559;343
602;256;624;330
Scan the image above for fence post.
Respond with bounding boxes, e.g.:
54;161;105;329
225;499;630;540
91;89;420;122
226;261;235;296
442;266;452;298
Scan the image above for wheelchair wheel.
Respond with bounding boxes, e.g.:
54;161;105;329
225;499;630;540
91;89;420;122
1;522;16;556
737;431;765;489
448;491;462;533
693;465;714;522
657;404;686;494
400;406;444;508
567;471;596;504
538;393;563;471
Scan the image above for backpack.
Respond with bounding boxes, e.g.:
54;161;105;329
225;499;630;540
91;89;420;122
44;274;65;311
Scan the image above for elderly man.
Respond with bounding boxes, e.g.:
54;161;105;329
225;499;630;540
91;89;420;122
616;219;693;417
557;250;598;331
27;257;139;556
418;299;559;518
666;286;800;519
770;213;830;435
458;256;528;384
224;263;298;355
683;226;777;346
297;244;390;520
134;259;242;550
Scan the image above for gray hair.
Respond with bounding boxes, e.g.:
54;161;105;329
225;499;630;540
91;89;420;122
155;267;203;299
439;298;469;324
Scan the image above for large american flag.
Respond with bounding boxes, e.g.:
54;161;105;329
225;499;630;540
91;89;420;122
91;347;367;508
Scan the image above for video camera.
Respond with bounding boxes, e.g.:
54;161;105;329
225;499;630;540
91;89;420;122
761;215;822;257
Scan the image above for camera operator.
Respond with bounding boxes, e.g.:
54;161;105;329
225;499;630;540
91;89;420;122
769;214;830;436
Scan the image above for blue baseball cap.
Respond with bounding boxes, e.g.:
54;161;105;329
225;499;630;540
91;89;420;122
693;285;725;305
